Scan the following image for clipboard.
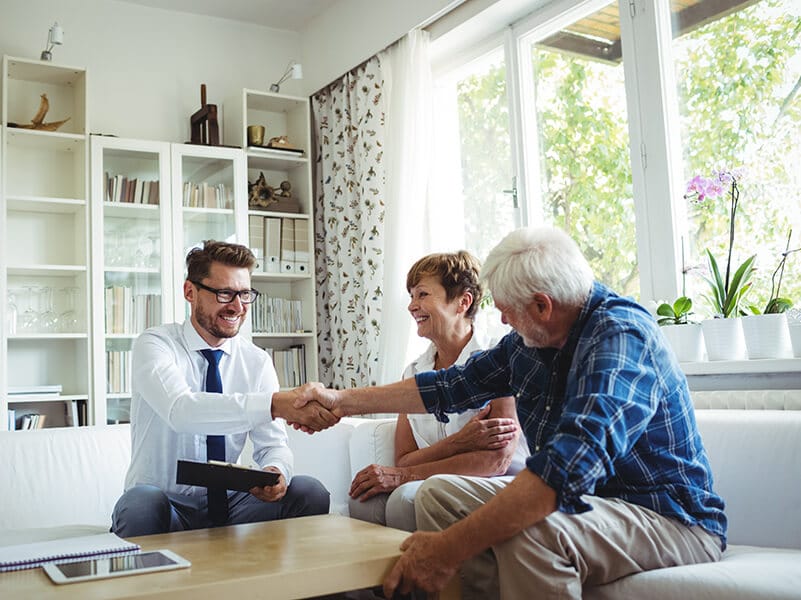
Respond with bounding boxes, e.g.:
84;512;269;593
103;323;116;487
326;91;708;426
176;459;279;492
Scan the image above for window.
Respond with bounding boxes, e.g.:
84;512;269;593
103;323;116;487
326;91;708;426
430;47;519;262
428;0;801;378
518;2;639;297
673;0;801;314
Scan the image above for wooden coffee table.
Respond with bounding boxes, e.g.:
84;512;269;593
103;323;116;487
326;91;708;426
1;515;459;599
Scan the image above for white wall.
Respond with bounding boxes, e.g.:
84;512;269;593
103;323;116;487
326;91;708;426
299;0;460;93
0;0;304;142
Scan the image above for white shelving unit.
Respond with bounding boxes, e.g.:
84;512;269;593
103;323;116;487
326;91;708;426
1;55;90;430
89;138;247;425
224;89;319;387
89;135;173;425
170;143;248;322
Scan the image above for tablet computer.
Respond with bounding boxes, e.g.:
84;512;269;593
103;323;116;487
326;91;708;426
176;459;280;492
43;550;190;584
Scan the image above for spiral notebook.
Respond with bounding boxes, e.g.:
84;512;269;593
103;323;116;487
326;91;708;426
0;532;140;572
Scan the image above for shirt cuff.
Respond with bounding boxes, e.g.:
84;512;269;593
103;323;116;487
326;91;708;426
525;452;592;514
245;391;272;428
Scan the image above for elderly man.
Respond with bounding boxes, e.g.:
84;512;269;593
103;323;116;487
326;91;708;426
298;226;725;599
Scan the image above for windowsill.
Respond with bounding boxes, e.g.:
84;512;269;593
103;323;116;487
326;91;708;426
681;358;801;375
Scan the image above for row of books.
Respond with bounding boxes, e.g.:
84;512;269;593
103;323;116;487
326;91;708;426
183;181;232;209
104;172;160;205
251;297;304;334
268;345;307;388
106;350;132;394
249;216;310;274
13;412;47;430
105;287;161;334
6;399;86;429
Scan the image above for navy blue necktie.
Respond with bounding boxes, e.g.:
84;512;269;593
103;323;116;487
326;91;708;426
200;349;228;525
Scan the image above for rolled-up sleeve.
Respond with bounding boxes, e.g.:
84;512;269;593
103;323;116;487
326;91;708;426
416;343;514;422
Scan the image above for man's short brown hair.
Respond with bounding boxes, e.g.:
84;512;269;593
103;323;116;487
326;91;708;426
185;240;256;282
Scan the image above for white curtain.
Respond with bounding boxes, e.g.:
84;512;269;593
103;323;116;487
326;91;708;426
312;31;434;389
376;30;434;383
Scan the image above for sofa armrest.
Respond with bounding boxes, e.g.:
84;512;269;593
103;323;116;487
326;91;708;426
0;425;131;532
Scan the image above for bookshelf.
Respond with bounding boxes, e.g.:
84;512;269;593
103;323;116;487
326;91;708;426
89;136;173;425
90;138;247;424
224;89;319;387
1;55;90;430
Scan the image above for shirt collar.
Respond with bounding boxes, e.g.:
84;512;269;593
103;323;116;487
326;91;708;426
182;319;233;355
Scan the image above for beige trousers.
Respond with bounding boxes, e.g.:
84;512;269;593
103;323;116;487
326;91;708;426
415;474;722;600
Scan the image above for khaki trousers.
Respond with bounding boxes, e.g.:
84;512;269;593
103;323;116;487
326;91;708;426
415;474;722;600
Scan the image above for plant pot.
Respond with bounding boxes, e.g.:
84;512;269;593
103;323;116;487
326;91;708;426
661;323;705;362
788;323;801;358
741;313;793;359
701;318;747;361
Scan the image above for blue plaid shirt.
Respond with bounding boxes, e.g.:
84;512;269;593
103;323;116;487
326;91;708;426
416;282;726;546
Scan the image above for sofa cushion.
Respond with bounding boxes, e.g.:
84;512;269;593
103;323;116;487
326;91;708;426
694;410;801;549
348;418;397;477
287;417;363;515
586;545;801;600
0;425;130;531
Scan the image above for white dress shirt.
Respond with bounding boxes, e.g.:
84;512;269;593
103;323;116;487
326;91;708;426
124;320;293;496
403;328;529;474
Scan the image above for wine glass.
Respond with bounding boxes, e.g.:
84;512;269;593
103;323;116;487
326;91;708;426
58;286;80;333
39;286;59;332
20;285;40;333
6;291;18;335
147;235;161;268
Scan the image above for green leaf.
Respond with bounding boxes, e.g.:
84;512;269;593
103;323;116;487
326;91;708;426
673;296;693;315
765;297;793;314
656;303;676;318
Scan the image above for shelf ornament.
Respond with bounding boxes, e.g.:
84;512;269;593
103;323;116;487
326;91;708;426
8;94;70;131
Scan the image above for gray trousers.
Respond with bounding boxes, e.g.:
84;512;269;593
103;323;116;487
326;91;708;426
348;481;423;532
415;474;722;600
111;475;329;537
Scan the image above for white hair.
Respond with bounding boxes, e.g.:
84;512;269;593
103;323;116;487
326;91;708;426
482;227;594;308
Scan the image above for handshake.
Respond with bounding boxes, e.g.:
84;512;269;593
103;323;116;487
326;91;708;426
271;382;343;433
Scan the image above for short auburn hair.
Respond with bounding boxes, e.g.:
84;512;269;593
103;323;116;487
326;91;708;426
185;240;256;282
406;251;484;319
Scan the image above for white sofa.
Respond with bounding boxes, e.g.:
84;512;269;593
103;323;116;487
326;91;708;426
1;410;800;598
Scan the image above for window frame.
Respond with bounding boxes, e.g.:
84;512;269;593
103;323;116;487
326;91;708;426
428;0;801;382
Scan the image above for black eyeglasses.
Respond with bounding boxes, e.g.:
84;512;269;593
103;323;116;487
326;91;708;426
191;280;260;304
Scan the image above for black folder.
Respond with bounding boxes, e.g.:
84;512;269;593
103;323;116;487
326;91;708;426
176;460;279;492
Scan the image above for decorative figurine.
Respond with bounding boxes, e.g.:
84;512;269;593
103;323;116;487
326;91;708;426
189;84;219;146
8;93;70;131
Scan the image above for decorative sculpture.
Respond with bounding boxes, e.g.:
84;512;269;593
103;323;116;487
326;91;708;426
248;172;276;209
8;94;70;131
248;173;299;212
189;84;219;146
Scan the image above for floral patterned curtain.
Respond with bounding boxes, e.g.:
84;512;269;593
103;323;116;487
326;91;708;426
312;57;387;389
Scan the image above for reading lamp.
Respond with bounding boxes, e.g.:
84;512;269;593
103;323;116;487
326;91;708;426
40;21;64;61
270;61;303;93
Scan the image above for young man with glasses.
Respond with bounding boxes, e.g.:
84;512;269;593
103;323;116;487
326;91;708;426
112;240;337;536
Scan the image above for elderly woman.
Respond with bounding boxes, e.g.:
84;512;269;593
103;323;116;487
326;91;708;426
348;251;528;531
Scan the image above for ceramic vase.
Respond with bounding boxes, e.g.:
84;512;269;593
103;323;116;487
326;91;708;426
741;313;793;359
701;318;747;361
788;322;801;358
661;323;705;362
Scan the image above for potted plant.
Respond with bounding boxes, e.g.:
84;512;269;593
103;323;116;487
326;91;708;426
685;168;753;360
742;229;798;359
657;296;705;362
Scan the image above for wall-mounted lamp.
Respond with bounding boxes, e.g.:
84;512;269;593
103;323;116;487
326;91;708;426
40;21;64;61
270;61;303;93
